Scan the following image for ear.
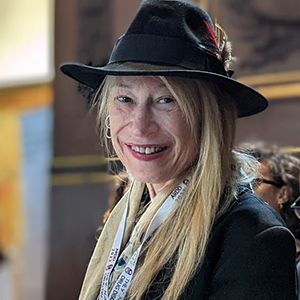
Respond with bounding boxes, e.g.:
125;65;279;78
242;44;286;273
278;186;290;205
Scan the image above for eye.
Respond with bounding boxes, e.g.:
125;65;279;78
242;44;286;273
158;97;174;104
116;96;132;103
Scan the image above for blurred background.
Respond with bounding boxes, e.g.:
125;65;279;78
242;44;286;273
0;0;299;299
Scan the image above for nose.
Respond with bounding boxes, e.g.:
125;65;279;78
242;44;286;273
131;105;159;137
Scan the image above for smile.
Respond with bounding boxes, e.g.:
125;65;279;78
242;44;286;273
130;146;167;155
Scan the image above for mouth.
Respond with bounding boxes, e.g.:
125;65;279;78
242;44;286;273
130;145;167;155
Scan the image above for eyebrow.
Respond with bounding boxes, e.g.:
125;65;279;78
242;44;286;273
112;82;167;89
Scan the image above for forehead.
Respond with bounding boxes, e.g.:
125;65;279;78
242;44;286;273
111;76;169;91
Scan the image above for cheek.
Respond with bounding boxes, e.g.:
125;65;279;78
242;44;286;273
174;120;196;148
108;112;121;150
108;113;130;160
108;107;126;135
256;186;276;202
173;122;198;164
109;117;118;137
255;185;267;195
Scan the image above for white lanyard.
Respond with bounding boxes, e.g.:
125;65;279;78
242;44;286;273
99;178;190;300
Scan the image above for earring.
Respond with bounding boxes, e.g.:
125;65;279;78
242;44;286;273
105;115;111;139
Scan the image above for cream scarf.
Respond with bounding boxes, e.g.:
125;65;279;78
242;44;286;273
78;180;144;300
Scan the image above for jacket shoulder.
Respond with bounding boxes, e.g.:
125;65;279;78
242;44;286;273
188;190;297;300
215;189;287;237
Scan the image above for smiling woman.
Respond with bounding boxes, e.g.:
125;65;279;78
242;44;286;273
103;77;198;193
60;0;296;299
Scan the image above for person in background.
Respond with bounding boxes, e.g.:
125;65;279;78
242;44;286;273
291;176;300;300
243;142;300;299
254;151;300;263
60;0;297;299
249;146;300;219
240;141;300;217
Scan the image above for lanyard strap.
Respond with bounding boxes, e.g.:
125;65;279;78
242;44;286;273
99;190;130;300
99;178;189;300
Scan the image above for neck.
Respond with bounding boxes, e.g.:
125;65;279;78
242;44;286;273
146;179;176;199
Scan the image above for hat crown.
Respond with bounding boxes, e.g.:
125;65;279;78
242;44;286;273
124;0;218;58
109;0;227;76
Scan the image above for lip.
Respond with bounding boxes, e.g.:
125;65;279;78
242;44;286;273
126;143;168;161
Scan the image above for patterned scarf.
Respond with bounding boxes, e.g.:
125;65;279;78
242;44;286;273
78;180;144;300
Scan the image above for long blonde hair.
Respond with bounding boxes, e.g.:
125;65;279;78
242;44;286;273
95;76;259;299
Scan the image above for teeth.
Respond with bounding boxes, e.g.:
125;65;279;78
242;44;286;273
131;146;165;155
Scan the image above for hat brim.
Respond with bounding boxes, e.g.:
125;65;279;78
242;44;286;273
60;62;268;118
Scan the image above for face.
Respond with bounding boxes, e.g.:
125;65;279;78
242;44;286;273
254;161;284;212
107;76;198;188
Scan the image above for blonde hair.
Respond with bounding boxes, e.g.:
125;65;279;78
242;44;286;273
94;76;259;299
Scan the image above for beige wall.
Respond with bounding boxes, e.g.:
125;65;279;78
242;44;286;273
0;0;53;87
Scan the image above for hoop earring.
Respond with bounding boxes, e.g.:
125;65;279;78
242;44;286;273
105;115;111;139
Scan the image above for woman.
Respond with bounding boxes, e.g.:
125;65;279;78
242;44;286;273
248;143;300;216
61;0;297;299
254;152;300;213
291;176;300;300
249;145;300;299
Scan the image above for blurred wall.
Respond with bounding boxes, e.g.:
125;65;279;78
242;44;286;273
0;0;54;299
209;0;300;147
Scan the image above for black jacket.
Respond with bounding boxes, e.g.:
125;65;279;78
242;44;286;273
143;188;297;300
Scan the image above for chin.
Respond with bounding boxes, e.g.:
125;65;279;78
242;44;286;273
130;171;165;184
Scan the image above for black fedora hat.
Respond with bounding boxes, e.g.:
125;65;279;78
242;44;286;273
60;0;268;118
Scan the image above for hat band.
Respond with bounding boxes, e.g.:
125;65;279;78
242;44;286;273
109;34;228;76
